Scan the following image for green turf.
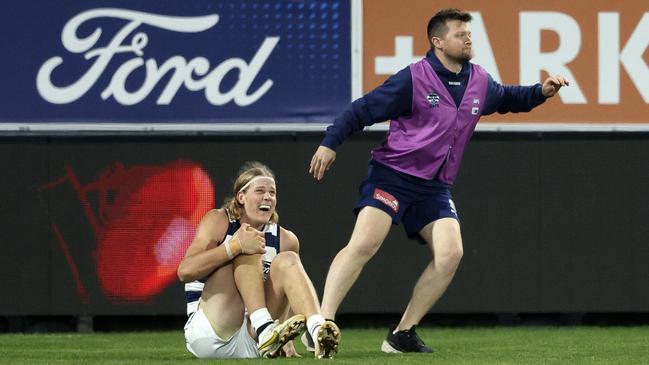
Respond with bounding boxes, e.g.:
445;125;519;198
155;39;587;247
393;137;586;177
1;327;648;364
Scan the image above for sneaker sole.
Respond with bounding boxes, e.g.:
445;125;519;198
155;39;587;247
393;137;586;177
315;321;341;359
380;340;402;353
258;314;306;358
381;339;434;353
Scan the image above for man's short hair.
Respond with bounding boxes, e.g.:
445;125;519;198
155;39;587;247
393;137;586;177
427;8;472;42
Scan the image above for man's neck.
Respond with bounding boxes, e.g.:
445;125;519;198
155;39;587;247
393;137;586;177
433;49;463;74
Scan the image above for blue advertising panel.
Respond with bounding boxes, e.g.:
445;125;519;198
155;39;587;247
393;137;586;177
0;1;351;128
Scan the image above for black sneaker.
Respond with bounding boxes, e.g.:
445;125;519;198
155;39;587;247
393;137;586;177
380;325;433;353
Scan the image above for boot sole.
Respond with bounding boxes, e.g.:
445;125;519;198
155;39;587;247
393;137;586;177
315;321;341;359
258;314;306;358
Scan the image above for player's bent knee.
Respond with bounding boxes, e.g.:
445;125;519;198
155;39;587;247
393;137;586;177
275;250;300;262
450;245;464;263
436;246;463;274
272;251;301;273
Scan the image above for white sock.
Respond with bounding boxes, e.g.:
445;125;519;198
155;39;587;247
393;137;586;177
307;314;325;339
250;308;274;334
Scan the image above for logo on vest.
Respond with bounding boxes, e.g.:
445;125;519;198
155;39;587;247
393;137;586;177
426;92;440;107
373;188;399;213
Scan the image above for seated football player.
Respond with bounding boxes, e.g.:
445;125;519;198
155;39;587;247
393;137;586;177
178;161;340;359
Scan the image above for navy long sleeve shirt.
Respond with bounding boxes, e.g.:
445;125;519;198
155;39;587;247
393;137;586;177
322;50;547;150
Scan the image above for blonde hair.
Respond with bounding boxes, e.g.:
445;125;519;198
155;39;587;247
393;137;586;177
222;161;279;223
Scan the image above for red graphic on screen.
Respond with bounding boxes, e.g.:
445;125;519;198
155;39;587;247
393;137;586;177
42;161;214;303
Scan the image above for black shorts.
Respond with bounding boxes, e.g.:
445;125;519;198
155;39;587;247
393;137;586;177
354;162;459;244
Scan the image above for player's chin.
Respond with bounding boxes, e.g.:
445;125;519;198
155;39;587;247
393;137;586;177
256;209;274;219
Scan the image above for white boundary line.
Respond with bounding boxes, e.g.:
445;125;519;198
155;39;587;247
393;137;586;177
471;123;649;132
0;123;329;133
3;122;649;133
351;0;363;100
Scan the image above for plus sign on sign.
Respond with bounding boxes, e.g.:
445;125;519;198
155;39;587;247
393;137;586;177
362;0;649;124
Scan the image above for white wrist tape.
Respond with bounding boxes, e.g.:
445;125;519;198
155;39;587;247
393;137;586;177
225;239;235;260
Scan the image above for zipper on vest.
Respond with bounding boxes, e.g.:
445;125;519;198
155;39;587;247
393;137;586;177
435;146;452;180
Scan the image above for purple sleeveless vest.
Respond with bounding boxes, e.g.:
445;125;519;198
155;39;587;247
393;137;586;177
371;59;489;184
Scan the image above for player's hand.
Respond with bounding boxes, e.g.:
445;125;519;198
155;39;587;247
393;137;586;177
232;223;266;255
309;145;336;181
542;75;569;97
281;340;301;358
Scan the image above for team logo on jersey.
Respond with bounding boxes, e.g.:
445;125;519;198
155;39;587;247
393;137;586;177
373;188;399;213
426;92;440;107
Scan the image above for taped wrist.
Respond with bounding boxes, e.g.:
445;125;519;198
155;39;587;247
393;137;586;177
225;237;240;260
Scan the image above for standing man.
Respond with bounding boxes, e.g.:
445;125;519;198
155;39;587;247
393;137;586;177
309;8;567;353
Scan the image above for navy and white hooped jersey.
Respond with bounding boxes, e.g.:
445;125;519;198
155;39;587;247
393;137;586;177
184;212;281;316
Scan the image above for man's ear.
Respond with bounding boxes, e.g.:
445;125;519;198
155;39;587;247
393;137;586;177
431;36;442;49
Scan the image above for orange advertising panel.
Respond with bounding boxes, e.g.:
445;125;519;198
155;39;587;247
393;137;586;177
363;0;649;124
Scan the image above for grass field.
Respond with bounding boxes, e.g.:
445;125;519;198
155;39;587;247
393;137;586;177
1;327;648;364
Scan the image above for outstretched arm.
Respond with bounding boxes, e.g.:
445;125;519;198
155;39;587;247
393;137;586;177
541;75;569;97
310;67;413;181
482;74;569;115
309;145;336;181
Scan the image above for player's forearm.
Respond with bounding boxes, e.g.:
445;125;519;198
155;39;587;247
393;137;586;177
177;244;240;282
497;83;546;113
321;101;368;150
322;70;412;150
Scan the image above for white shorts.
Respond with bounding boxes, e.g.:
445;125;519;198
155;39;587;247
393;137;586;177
184;308;259;359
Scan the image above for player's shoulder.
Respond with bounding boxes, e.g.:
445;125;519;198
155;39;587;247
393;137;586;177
200;209;230;229
279;226;300;252
279;225;298;241
204;208;227;220
188;209;230;250
468;61;489;76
